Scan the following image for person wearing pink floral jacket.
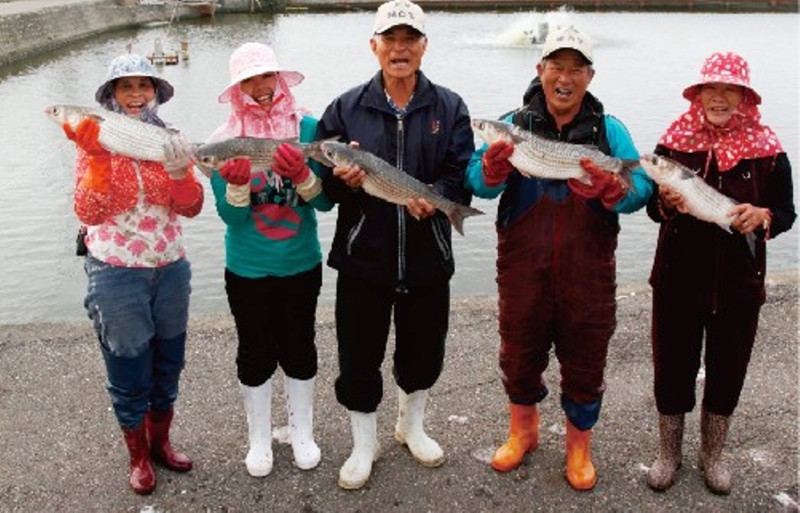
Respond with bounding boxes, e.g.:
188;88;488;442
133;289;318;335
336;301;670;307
63;53;203;495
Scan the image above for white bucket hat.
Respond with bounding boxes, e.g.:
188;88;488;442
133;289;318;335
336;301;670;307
95;53;174;105
373;0;426;35
218;43;304;103
540;24;594;65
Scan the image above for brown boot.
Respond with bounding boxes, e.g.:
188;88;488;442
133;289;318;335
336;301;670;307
698;408;731;495
491;403;539;472
121;424;156;494
146;408;193;472
565;419;596;491
647;414;684;491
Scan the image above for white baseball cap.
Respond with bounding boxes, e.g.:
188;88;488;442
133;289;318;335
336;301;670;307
540;24;594;64
373;0;426;35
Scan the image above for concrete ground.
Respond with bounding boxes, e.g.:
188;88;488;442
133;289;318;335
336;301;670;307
0;280;797;512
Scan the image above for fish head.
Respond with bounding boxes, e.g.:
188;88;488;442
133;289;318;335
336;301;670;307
44;104;83;127
193;140;239;170
320;141;349;167
471;119;517;145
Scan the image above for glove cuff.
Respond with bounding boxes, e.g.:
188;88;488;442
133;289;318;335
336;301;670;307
226;183;251;207
81;154;112;193
295;172;322;202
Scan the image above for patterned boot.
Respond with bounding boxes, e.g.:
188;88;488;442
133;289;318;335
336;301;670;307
698;408;732;495
646;414;684;491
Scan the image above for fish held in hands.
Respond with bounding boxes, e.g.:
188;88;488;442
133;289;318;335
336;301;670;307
319;141;484;236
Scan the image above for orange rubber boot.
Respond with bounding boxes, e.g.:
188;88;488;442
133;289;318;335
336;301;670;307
491;403;539;472
565;419;596;490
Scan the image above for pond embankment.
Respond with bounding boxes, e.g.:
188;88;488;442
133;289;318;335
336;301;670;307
0;0;796;70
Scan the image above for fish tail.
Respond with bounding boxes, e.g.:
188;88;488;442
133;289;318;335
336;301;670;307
618;159;639;195
448;204;485;236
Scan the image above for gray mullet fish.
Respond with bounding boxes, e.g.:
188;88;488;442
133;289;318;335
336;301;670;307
319;141;484;236
193;137;334;178
639;153;756;257
471;118;638;193
45;104;180;162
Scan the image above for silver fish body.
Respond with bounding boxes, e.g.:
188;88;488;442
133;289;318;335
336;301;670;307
193;137;332;176
471;118;638;192
45;104;178;162
639;153;756;255
639;154;739;229
319;141;484;236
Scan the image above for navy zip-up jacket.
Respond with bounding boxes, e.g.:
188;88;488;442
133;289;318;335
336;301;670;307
316;70;474;291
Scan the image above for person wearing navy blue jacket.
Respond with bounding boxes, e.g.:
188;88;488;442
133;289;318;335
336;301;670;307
315;0;474;491
466;24;653;490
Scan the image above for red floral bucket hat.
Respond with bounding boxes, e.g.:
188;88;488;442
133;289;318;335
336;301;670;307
682;51;761;105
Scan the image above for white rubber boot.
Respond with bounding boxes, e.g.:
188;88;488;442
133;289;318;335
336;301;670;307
338;411;379;490
239;379;273;477
284;376;321;470
394;388;444;467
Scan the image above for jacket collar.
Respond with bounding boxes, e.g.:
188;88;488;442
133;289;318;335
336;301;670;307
362;70;434;114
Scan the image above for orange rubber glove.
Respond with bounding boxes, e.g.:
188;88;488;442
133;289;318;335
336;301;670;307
568;158;627;209
63;118;108;157
482;141;515;187
271;143;311;184
65;119;112;194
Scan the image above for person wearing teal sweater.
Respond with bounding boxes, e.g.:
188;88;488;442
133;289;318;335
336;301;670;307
206;42;333;478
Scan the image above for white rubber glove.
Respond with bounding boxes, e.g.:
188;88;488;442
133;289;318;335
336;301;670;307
164;133;193;180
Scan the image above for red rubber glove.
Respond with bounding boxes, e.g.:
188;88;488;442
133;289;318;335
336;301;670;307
568;158;627;209
219;158;251;186
63;118;108;157
271;143;311;184
481;141;515;187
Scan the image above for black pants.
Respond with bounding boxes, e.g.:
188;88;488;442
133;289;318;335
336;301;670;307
334;273;450;412
225;265;321;386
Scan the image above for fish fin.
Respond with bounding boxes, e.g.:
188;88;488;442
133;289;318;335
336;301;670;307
745;232;757;259
447;203;485;236
166;127;181;135
88;113;105;124
618;159;639;195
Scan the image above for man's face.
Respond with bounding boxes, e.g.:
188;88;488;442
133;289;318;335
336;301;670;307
536;49;594;121
370;25;427;81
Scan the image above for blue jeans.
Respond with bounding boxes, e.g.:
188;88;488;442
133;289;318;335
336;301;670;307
84;256;191;428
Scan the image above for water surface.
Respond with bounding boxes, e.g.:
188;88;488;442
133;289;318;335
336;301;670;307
0;10;796;323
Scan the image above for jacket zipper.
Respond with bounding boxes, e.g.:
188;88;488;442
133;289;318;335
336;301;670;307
396;115;408;294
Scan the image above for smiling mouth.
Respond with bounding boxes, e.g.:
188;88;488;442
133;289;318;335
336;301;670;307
555;87;572;98
255;93;274;106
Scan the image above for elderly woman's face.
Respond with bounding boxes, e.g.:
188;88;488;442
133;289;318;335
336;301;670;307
113;76;156;116
700;83;743;127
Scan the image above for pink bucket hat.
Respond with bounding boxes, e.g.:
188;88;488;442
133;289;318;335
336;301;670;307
682;51;761;105
218;43;304;103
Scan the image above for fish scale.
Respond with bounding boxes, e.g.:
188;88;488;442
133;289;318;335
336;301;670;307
639;153;756;257
319;141;484;235
45;104;177;162
471;118;639;191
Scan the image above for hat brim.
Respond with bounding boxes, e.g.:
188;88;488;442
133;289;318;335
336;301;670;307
682;81;761;105
374;22;425;36
95;73;175;106
218;67;305;103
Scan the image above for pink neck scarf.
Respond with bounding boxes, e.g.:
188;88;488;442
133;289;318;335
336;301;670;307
208;74;302;143
658;97;783;172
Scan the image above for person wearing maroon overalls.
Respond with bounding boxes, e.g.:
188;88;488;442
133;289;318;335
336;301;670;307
466;25;653;491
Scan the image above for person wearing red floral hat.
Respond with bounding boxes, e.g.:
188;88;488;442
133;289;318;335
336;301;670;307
645;51;796;495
